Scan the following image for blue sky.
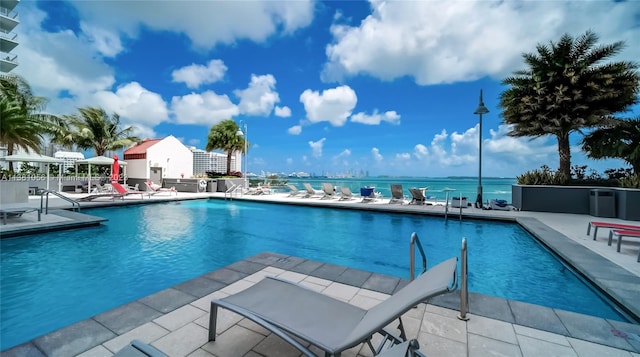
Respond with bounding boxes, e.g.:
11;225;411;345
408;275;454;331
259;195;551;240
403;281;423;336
14;0;640;177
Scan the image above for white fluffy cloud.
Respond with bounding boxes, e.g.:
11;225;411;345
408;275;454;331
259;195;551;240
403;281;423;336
275;106;292;117
372;147;383;162
351;110;400;125
93;82;169;125
80;22;123;57
172;60;228;89
288;125;302;135
171;91;239;125
299;85;357;126
323;1;640;85
309;138;326;158
68;0;315;49
235;74;280;116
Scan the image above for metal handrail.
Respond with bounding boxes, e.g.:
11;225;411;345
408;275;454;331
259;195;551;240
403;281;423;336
38;188;80;214
225;184;243;200
409;232;427;281
458;238;469;320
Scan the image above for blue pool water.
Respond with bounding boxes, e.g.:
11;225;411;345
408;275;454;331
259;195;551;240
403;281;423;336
0;199;628;349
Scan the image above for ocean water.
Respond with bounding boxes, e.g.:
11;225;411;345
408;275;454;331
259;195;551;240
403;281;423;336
284;177;516;203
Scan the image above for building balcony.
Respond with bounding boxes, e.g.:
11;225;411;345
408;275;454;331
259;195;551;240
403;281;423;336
0;9;18;33
0;0;19;12
0;31;18;52
0;52;17;72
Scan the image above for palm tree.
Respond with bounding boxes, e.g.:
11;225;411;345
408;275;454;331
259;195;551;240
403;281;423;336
206;119;246;175
60;107;140;156
0;74;58;171
500;31;639;179
582;117;640;174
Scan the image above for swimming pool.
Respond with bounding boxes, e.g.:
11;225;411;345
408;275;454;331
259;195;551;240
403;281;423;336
0;199;628;349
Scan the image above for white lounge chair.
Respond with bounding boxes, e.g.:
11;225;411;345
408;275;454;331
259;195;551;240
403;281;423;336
389;184;405;204
321;183;337;199
339;186;355;201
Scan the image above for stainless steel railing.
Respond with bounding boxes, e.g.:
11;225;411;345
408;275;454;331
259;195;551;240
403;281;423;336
38;188;80;214
409;232;427;281
458;238;469;320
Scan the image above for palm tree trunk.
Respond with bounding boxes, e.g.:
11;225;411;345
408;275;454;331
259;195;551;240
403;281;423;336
557;134;571;180
226;151;232;175
7;144;14;172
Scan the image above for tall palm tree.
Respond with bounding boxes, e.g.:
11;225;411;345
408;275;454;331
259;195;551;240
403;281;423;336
500;31;639;179
60;107;140;156
582;117;640;174
0;74;58;171
206;119;246;175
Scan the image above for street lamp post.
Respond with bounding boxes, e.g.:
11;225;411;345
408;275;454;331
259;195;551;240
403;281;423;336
474;89;489;209
236;121;248;189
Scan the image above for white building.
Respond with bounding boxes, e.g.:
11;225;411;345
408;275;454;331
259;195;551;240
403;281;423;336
190;147;240;175
123;135;193;182
54;151;84;174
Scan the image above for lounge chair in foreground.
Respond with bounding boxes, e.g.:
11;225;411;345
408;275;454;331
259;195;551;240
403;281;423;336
408;188;426;205
208;257;458;357
144;181;177;196
339;186;355;201
587;221;640;240
321;182;337;199
360;187;380;203
389;184;405;204
608;229;640;262
0;207;42;225
78;192;126;202
114;340;166;357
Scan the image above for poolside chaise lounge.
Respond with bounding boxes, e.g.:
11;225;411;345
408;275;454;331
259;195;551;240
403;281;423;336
408;188;426;205
0;207;41;225
489;199;510;211
389;184;405;204
608;229;640;262
208;257;458;357
78;192;126;202
114;340;166;357
144;181;177;196
587;221;640;240
302;183;322;198
111;182;147;199
339;186;355;201
360;187;380;203
321;182;337;199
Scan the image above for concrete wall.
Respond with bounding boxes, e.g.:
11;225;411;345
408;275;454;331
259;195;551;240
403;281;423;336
148;136;193;179
0;181;28;204
512;185;640;221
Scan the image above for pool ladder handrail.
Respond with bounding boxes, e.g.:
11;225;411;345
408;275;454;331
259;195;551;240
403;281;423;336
458;238;469;321
38;188;81;214
409;232;427;281
224;183;243;200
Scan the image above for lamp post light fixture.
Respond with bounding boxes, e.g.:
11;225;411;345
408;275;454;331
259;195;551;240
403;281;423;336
474;89;489;209
236;121;248;189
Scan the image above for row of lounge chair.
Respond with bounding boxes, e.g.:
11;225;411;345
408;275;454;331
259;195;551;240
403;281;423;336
588;221;640;262
286;183;383;202
78;181;176;202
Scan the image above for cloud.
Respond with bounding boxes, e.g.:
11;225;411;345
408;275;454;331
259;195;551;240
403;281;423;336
322;1;640;85
299;85;357;126
235;74;280;116
171;91;239;125
396;153;411;160
336;149;351;158
350;110;400;125
275;105;292;117
413;144;428;159
93;82;169;125
172;59;228;89
80;22;123;57
372;147;383;162
288;125;302;135
68;0;315;50
309;138;326;158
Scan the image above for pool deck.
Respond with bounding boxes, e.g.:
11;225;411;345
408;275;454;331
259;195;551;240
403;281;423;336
1;191;640;356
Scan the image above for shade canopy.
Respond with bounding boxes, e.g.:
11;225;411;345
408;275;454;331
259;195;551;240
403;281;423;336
76;155;127;166
0;152;64;164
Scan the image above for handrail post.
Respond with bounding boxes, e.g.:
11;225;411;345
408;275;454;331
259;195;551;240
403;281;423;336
458;238;469;321
459;193;463;221
409;232;427;281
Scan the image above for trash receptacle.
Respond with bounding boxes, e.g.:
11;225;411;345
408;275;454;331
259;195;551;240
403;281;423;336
207;180;217;192
589;189;616;218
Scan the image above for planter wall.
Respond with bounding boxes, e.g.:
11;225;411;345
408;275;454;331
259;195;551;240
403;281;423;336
512;185;640;221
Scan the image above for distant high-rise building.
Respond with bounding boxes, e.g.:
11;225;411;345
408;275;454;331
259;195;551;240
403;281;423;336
190;147;240;175
1;0;19;73
54;151;85;174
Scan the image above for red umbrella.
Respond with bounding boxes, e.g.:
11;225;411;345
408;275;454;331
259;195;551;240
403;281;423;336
111;154;120;183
